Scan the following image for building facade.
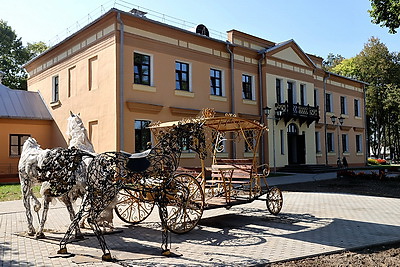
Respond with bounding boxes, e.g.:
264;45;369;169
24;8;367;168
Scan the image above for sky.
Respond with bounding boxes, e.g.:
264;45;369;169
0;0;399;60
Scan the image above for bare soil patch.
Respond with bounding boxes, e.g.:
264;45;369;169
266;175;400;266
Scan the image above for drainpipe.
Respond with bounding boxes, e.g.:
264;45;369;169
226;43;236;158
323;73;330;165
117;12;125;151
258;52;266;164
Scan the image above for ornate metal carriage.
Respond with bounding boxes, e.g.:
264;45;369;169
114;111;283;234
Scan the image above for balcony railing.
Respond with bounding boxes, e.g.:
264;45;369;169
275;102;320;127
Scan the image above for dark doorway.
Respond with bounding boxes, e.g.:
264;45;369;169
287;123;306;165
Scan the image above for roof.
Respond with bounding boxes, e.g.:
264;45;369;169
0;84;53;120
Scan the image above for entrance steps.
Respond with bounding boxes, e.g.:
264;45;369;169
278;164;338;173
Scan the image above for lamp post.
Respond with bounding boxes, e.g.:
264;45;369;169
330;115;345;167
264;106;283;173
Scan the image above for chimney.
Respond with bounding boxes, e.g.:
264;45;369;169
0;71;4;84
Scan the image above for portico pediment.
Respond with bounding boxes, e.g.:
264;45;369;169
265;40;316;69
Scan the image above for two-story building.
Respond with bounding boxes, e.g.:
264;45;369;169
23;8;367;169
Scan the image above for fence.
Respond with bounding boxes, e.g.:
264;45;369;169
0;164;19;184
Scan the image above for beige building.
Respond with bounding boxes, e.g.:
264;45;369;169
23;8;367;169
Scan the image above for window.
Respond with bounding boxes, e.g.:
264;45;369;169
327;132;334;152
68;66;76;97
325;93;332;112
314;88;319;107
276;79;282;103
300;84;306;105
134;53;151;86
315;132;321;153
242;74;253;100
287;81;295;104
354;99;360;117
342;134;349;153
210;69;222;96
10;134;30;156
175;61;189;91
340;96;347;114
134;120;151;153
280;130;285;155
52;75;59;102
89;56;98;91
356;134;362;153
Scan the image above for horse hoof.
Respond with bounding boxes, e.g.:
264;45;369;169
57;248;68;254
27;231;36;236
102;253;114;262
35;233;46;239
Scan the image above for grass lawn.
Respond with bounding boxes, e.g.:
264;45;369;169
0;184;40;202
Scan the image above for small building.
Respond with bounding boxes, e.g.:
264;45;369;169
0;76;53;183
23;7;367;169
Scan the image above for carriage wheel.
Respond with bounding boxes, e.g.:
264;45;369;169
266;187;283;215
165;173;205;234
114;188;155;224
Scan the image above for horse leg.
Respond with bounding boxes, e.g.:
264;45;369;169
20;177;36;236
61;195;84;239
58;198;88;255
87;216;113;261
35;194;51;239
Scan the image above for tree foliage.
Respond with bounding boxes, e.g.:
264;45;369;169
0;20;48;90
331;37;400;160
322;53;345;72
369;0;400;34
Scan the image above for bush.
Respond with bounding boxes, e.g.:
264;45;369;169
368;158;379;165
377;159;387;165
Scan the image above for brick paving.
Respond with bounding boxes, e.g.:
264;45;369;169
1;174;400;266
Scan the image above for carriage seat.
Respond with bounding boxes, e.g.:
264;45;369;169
124;149;151;172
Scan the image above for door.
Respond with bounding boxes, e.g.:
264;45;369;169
287;124;306;165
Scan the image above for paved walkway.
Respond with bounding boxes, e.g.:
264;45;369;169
1;173;400;266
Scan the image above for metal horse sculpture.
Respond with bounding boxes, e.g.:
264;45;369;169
57;121;207;261
18;112;95;239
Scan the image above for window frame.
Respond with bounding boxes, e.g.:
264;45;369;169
354;98;360;117
340;96;347;115
9;134;30;157
52;75;59;103
342;133;349;153
325;93;332;113
134;52;152;86
356;134;362;153
134;120;152;153
210;68;223;96
315;131;321;153
300;84;306;105
327;132;334;152
242;74;254;100
175;61;190;91
276;78;282;103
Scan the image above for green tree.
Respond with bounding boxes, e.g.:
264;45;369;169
331;37;400;159
369;0;400;34
0;20;29;89
323;53;345;72
0;20;48;90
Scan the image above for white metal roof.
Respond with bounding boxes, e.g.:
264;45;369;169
0;84;53;120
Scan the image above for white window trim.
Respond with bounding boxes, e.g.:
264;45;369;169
175;59;192;92
300;84;307;105
242;73;256;101
341;96;348;115
210;67;225;97
51;75;59;103
134;50;154;87
314;88;319;107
